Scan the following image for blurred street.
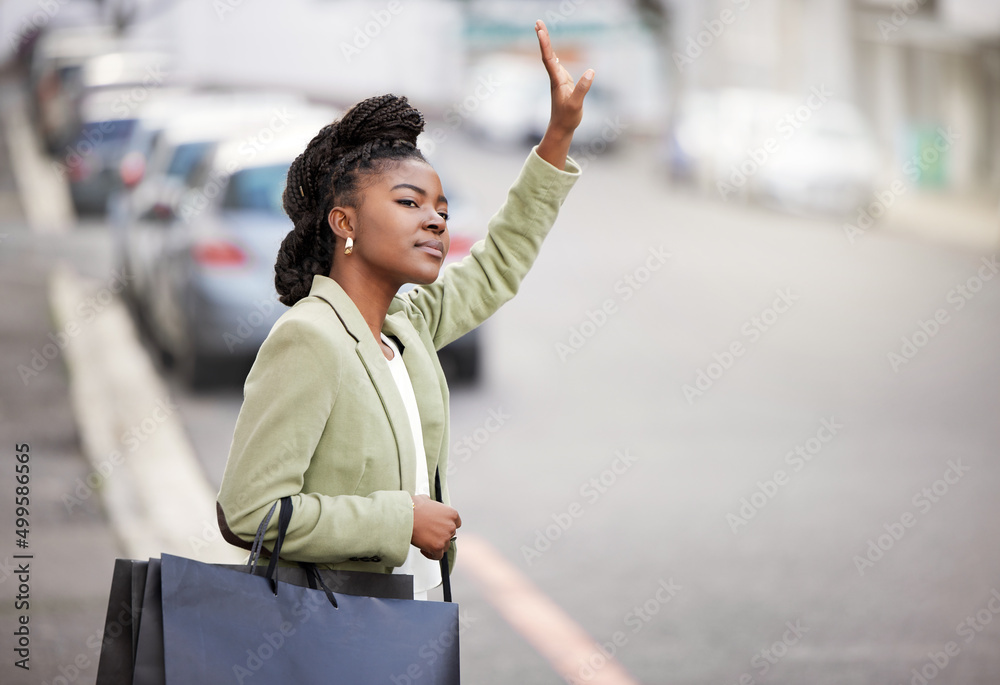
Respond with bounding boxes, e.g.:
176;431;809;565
3;0;1000;683
3;59;1000;684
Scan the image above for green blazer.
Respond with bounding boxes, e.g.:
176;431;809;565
217;148;581;573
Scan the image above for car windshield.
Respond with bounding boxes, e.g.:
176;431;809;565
221;163;288;215
167;141;213;180
78;118;136;145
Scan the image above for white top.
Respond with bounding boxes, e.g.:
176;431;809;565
381;333;442;598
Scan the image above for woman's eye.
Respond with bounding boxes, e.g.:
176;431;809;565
398;199;418;207
438;212;449;220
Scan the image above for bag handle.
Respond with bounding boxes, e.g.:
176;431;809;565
264;495;292;595
435;468;452;603
247;500;279;575
300;562;339;608
243;496;293;596
249;467;454;603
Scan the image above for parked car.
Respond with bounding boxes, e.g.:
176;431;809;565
754;101;880;216
64;86;141;214
56;49;172;213
138;130;305;385
28;25;116;152
133;107;336;386
136;114;484;387
65;49;171;143
664;88;879;215
112;92;325;327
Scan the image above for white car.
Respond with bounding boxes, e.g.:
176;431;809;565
755;101;880;216
665;88;880;215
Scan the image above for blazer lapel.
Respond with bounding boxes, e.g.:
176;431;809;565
308;275;417;494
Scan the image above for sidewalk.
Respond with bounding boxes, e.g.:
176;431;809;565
0;68;241;685
880;189;998;253
0;256;122;685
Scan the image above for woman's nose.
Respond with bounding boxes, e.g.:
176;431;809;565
424;213;445;232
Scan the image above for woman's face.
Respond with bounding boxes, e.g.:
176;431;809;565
349;158;450;288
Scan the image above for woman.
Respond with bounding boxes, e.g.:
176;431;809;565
216;20;594;599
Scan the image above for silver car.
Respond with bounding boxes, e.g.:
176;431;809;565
140;119;330;386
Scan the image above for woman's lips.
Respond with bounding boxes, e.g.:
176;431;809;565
416;240;445;258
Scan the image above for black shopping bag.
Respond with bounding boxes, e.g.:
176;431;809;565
133;559;165;685
94;559;147;685
96;493;444;685
157;493;457;684
160;552;459;684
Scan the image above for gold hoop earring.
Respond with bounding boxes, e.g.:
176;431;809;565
344;237;354;255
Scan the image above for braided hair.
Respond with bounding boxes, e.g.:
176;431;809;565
275;94;427;306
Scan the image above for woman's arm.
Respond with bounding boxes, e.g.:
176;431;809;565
395;20;594;346
216;310;414;566
397;149;580;348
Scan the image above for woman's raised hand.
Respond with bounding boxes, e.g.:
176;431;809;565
534;18;594;169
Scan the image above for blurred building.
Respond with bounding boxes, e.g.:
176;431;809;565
856;0;1000;192
666;0;1000;195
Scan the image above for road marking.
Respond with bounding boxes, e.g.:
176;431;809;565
459;532;642;685
2;96;74;233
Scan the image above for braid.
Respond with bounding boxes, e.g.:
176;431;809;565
275;94;426;306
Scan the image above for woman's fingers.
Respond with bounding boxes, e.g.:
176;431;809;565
411;496;460;560
536;19;594;104
571;69;595;104
535;20;567;86
534;19;593;166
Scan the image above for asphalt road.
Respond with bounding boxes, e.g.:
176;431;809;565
166;139;1000;683
3;95;998;681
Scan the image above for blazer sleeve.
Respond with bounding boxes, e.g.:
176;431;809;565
399;146;581;349
216;311;414;566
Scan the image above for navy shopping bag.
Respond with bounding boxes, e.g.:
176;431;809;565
156;494;459;684
159;553;459;684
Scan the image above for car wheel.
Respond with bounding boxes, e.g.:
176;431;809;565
443;345;480;385
177;349;221;390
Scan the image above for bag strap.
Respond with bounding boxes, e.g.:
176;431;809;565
247;500;279;575
251;468;454;603
300;562;339;608
263;496;293;595
435;467;452;603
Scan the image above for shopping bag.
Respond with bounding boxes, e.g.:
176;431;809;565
133;559;165;685
157;495;459;684
94;559;147;685
160;552;459;684
96;493;436;684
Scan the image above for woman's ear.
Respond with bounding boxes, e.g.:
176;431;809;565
328;206;355;242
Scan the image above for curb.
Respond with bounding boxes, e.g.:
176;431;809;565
0;91;74;233
49;263;244;564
